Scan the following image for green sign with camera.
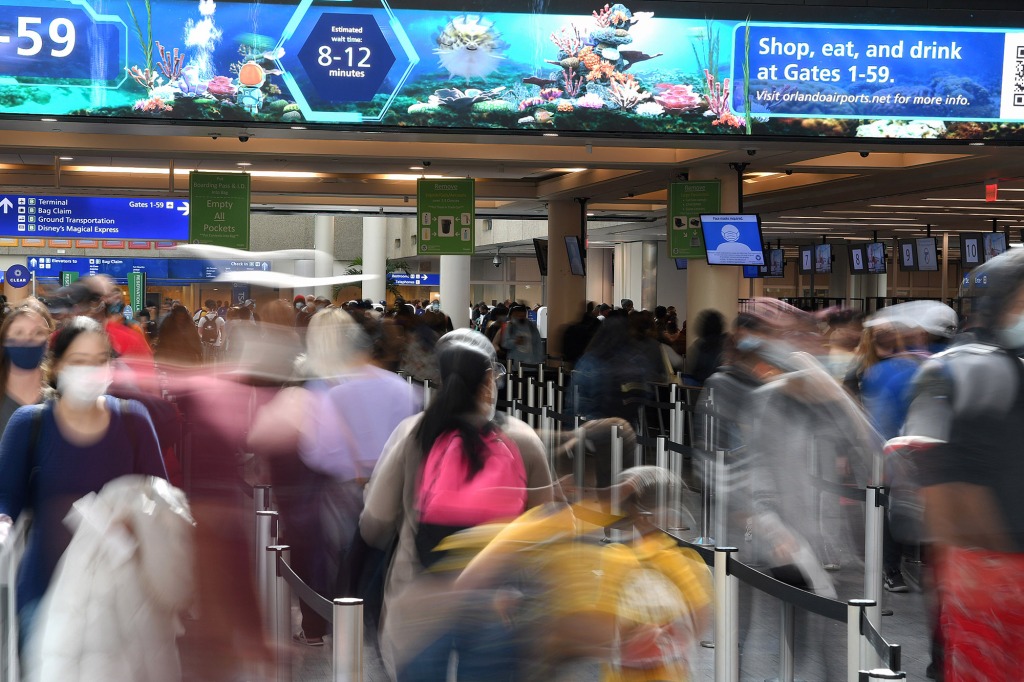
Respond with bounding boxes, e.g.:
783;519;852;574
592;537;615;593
668;181;721;259
416;178;475;256
189;172;251;250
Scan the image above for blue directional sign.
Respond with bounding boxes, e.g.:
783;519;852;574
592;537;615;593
0;194;190;241
389;272;439;287
27;257;270;282
6;264;30;288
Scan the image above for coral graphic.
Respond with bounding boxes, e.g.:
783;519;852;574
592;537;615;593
653;84;701;112
156;42;185;81
703;69;744;128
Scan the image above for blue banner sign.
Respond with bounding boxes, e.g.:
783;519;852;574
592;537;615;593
0;194;190;241
737;23;1007;121
26;256;270;282
1;0;1024;140
389;272;439;287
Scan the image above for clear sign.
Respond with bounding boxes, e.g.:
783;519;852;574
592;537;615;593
667;181;721;259
0;194;190;240
417;179;475;256
189;173;251;250
6;264;30;288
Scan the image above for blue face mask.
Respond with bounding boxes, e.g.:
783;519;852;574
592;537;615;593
108;302;124;315
5;343;46;370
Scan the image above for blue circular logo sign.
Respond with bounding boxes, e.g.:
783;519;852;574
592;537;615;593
6;264;30;289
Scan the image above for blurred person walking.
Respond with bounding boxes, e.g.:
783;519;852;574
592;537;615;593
0;318;167;654
359;329;553;680
0;305;54;435
903;251;1024;681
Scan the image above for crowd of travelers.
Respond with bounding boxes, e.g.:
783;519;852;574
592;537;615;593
2;249;1024;681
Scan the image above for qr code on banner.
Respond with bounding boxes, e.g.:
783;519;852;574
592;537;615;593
1016;46;1024;106
1001;34;1024;119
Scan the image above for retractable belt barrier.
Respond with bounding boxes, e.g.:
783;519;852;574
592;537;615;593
253;486;365;682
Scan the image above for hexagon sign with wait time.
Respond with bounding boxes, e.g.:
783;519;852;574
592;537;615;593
274;0;418;123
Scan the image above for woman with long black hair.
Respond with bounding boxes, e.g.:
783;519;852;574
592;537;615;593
360;329;553;680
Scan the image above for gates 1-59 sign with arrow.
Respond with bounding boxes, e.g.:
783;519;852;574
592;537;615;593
0;194;190;241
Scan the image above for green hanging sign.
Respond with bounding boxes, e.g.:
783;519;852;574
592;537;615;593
60;271;79;287
667;181;721;259
189;172;251;249
416;178;475;256
128;271;146;319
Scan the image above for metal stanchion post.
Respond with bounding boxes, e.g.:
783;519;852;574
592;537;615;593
253;485;271;563
333;598;364;682
694;389;715;546
847;600;875;682
268;545;291;682
778;602;796;682
610;423;625;542
573;418;585;505
423;380;431;407
864;487;884;667
256;510;278;621
526;376;536;429
656;437;668;529
714;448;728;549
714;546;739;682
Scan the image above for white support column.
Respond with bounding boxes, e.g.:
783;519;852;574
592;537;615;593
313;214;335;300
440;254;471;329
641;240;658;311
362;216;388;304
685;168;740;333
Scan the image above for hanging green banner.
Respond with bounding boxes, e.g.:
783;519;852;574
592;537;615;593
189;172;251;249
128;271;146;319
60;271;79;287
417;178;475;256
668;181;722;259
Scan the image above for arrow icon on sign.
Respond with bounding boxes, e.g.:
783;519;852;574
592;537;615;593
0;198;11;214
178;201;190;217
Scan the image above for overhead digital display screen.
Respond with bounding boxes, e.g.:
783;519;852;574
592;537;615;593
898;239;917;271
916;237;938;271
849;245;866;274
766;248;784;277
983;232;1007;261
798;245;813;274
699;214;765;266
866;242;886;274
961;232;983;266
1;0;1023;140
815;244;832;274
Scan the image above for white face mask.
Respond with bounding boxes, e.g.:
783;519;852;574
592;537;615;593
57;364;113;408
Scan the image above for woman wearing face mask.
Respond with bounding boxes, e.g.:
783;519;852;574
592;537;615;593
0;304;54;435
0;316;167;646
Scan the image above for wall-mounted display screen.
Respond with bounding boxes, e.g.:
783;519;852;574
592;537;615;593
916;237;938;272
564;236;585;276
866;242;886;274
798;245;814;274
766;249;784;277
815;244;832;274
532;238;548;277
849;246;867;274
984;232;1008;261
2;0;1023;141
699;214;765;266
898;240;917;271
743;265;763;279
961;233;983;266
674;258;688;270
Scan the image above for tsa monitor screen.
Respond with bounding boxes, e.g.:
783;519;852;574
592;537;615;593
743;265;763;279
848;246;866;274
815;244;832;274
532;238;548;277
898;240;918;271
866;242;887;274
564;236;586;276
766;249;785;278
961;233;983;266
798;245;814;274
984;232;1007;261
916;237;938;272
699;215;765;266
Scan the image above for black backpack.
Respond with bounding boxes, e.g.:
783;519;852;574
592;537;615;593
199;315;219;344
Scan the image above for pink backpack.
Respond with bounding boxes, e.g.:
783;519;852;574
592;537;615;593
415;428;527;567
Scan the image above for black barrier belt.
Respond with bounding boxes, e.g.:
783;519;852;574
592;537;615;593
517;404;545;417
277;554;334;622
808;474;869;503
726;558;849;622
663;529;715;566
861;609;902;672
874;487;890;510
662;439;705;460
239;480;255;498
